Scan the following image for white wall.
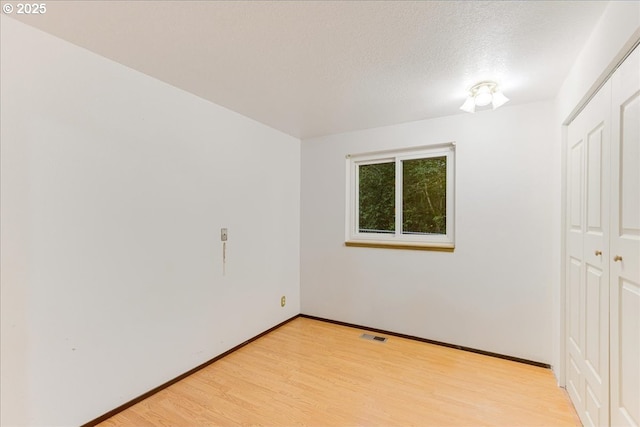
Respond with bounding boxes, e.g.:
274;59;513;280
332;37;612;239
301;101;558;364
0;17;300;426
556;1;640;124
552;1;640;382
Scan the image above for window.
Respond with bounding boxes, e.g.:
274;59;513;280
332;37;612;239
346;143;455;250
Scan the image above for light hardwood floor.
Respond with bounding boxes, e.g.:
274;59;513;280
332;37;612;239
99;317;580;426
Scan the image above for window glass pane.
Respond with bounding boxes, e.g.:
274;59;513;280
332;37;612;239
402;156;446;235
358;162;395;234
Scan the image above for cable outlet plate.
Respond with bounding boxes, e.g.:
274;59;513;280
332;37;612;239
280;296;286;307
221;228;228;241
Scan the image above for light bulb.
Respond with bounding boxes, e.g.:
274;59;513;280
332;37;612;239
474;85;492;107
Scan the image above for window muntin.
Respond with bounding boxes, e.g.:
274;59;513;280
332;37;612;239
347;144;455;248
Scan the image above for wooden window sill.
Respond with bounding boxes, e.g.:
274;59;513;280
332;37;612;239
345;240;455;252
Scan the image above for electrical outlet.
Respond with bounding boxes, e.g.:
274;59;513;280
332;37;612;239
280;296;286;307
221;228;228;241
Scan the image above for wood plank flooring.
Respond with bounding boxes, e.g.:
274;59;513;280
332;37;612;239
99;317;580;426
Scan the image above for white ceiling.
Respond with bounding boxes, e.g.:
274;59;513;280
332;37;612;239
8;0;608;139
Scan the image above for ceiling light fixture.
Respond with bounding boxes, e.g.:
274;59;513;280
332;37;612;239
460;81;509;113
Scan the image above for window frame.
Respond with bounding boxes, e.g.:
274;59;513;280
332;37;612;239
345;143;455;250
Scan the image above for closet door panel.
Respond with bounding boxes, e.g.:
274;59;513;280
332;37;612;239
587;124;606;234
582;85;611;427
567;256;585;409
585;264;606;380
619;95;640;238
566;80;611;427
567;118;586;414
610;46;640;427
614;279;639;427
583;112;611;424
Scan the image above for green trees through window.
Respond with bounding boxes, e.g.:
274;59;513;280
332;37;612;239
358;162;395;233
402;157;447;234
358;157;447;235
348;143;454;248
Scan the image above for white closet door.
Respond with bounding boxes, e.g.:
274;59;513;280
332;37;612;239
610;46;640;427
566;79;611;427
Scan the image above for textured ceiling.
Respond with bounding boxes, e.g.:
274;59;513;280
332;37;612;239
6;1;608;139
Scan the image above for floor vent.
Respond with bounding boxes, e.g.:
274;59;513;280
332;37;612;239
360;333;388;343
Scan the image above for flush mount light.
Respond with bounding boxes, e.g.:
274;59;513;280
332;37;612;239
460;81;509;113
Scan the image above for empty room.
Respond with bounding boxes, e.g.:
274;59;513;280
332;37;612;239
1;1;639;426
